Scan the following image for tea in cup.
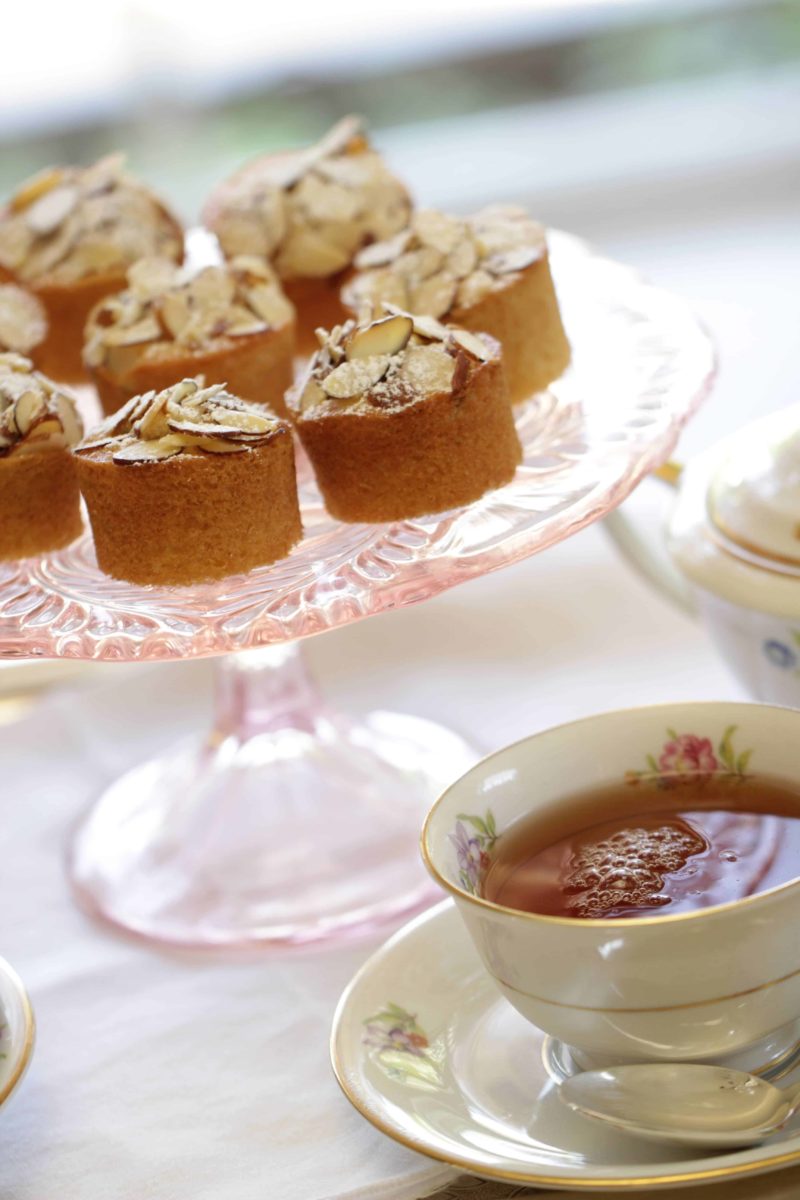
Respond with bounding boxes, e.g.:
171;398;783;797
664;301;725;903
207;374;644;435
422;702;800;1067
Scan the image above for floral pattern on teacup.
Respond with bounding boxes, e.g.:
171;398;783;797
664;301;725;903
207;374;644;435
362;1003;442;1088
626;725;753;788
449;810;498;895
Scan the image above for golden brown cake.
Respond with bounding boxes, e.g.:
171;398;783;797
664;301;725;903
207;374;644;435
83;256;296;417
0;155;183;382
288;311;521;522
75;379;302;586
342;206;570;403
203;116;412;352
0;352;83;560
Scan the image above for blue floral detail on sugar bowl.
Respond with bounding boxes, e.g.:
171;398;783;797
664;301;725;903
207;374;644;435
763;636;800;671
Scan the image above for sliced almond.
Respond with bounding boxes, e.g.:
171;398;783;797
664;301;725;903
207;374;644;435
484;246;542;275
54;392;83;445
399;345;456;395
25;416;63;440
446;238;479;278
346;314;412;361
456;269;495;309
207;406;275;434
137;393;171;440
412;211;465;255
409;273;457;320
354;230;410;270
0;285;47;353
225;312;270;338
392;246;443;282
244;284;293;327
103;314;163;347
321;355;390;399
299;377;326;413
159;291;192;339
408;312;449;343
450;329;492;362
314;115;365;162
277;229;351;278
13;389;46;435
25;184;79;236
128;256;179;298
192;436;249;455
112;437;184;464
214;210;274;259
10;168;66;213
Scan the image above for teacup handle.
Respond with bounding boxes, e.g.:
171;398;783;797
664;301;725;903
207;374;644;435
604;462;696;617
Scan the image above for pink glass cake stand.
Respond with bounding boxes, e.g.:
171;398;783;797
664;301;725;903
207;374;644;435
0;232;714;948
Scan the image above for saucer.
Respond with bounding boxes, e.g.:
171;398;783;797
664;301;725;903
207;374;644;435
0;955;34;1112
331;901;800;1192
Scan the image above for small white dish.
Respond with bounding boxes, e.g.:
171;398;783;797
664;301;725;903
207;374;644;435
331;901;800;1192
0;956;35;1112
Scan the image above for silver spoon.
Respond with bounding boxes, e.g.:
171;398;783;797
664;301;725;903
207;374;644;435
560;1063;800;1149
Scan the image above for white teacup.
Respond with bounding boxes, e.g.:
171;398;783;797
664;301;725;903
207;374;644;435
422;702;800;1068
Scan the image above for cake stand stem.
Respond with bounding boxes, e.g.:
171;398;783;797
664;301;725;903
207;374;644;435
69;641;477;949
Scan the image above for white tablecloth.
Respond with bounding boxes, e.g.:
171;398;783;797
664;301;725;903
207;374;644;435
0;514;758;1200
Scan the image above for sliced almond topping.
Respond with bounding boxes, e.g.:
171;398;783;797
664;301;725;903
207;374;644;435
412;210;465;255
455;269;495;309
299;377;326;413
112;437;184;464
399;345;456;394
192;436;249;455
244;284;293;327
25;416;63;439
392;246;443;282
0;286;47;354
407;312;449;342
54;392;83;445
24;184;79;235
225;311;270;338
446;238;479;279
450;329;492;361
409;273;457;319
346;314;412;360
103;314;163;348
137;393;171;440
354;229;410;269
10;168;65;212
321;355;391;399
13;389;47;435
484;246;542;275
128;257;179;298
159;291;192;338
277;229;352;278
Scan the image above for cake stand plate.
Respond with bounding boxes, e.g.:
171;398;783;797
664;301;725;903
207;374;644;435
0;233;715;948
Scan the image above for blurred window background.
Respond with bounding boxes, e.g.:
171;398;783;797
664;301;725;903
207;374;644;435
3;0;799;450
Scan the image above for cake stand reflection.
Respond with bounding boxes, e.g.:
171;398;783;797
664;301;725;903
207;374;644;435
0;233;715;947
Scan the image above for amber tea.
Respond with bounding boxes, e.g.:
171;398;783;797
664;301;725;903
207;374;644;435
481;775;800;919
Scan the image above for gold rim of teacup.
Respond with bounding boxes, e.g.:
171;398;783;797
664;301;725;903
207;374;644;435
0;955;35;1109
421;700;800;928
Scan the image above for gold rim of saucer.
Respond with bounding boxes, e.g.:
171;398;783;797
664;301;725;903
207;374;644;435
330;901;800;1190
421;699;800;930
0;956;35;1110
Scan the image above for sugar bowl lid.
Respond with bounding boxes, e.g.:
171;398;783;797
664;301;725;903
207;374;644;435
668;404;800;619
706;404;800;572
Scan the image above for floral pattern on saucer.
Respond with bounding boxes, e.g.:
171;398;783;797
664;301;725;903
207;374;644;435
626;725;753;788
449;810;498;895
362;1003;442;1088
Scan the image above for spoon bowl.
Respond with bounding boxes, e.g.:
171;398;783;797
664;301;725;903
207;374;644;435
560;1063;800;1150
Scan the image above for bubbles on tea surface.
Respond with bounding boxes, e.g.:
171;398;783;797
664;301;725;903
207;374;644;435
562;820;708;918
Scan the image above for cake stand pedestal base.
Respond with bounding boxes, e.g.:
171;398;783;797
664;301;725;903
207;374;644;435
68;643;477;949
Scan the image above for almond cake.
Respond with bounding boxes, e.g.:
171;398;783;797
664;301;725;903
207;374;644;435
289;310;521;522
0;352;83;559
74;379;301;585
83;256;296;416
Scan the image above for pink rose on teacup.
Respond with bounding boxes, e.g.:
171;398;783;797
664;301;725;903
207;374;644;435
658;733;718;777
